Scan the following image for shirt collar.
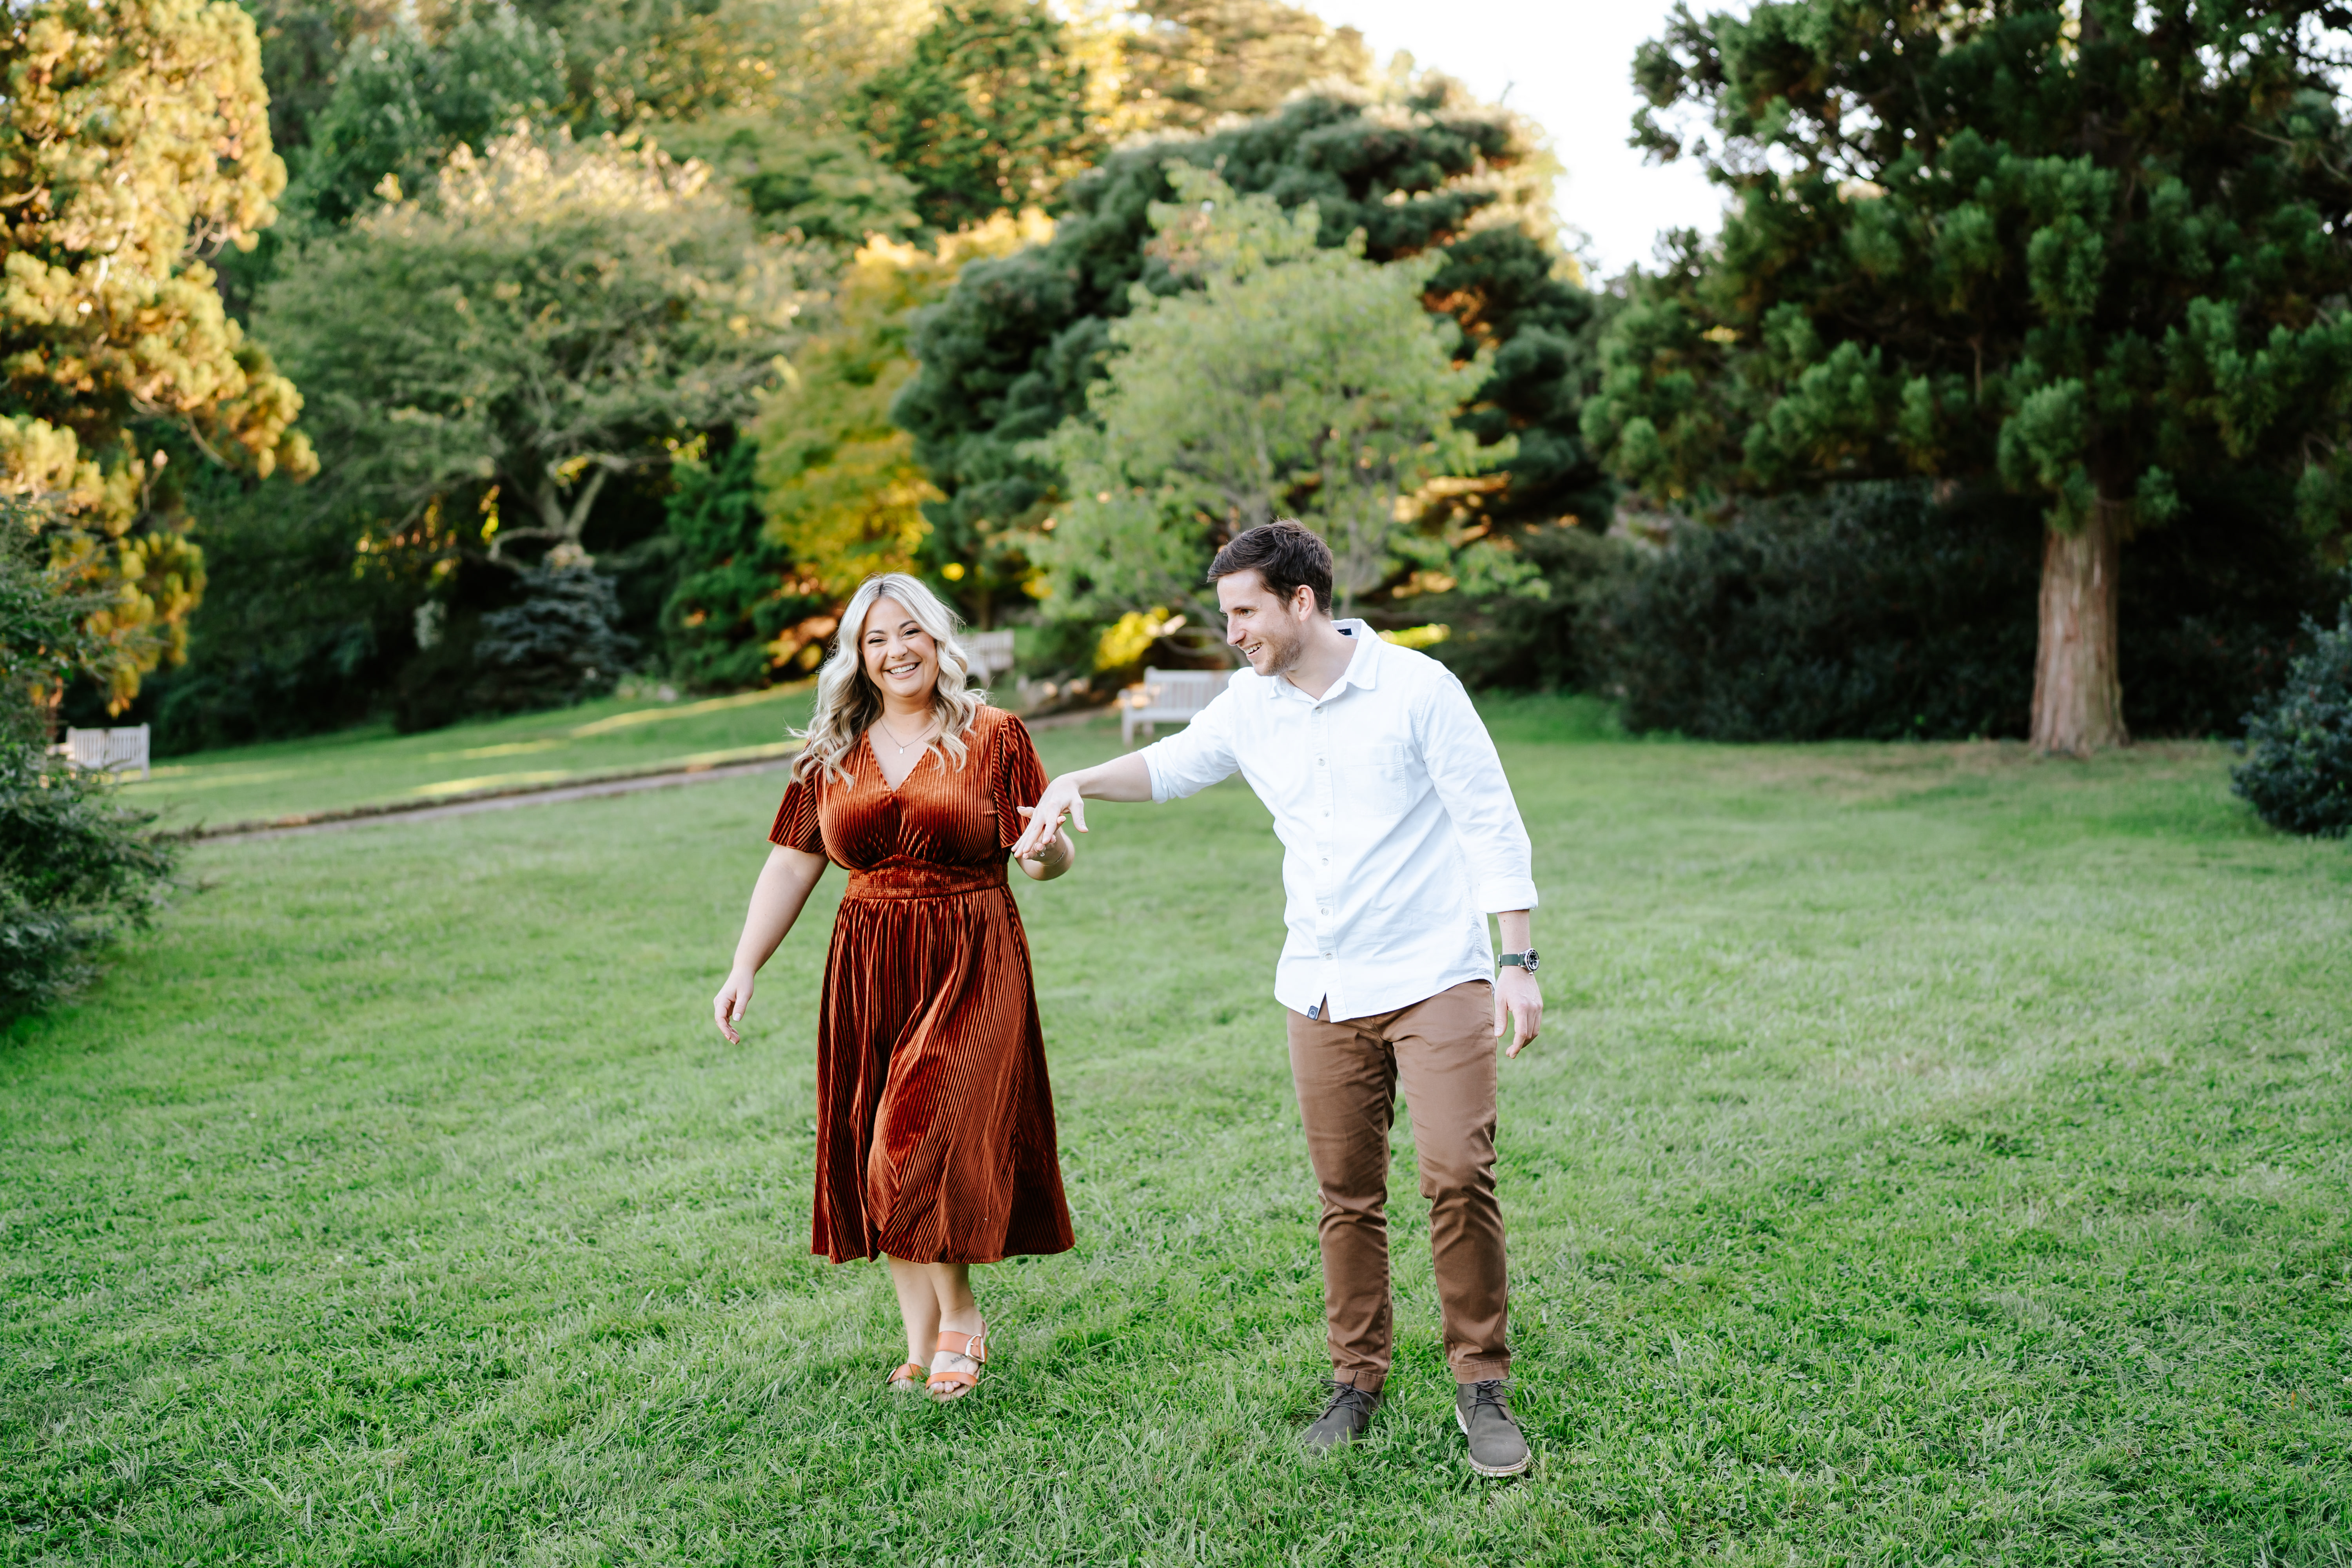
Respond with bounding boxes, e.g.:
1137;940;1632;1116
1274;618;1380;701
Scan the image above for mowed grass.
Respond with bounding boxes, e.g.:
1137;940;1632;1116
120;683;819;827
4;699;2349;1564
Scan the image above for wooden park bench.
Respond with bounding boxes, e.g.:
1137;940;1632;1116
964;628;1016;681
57;724;152;779
1119;668;1230;746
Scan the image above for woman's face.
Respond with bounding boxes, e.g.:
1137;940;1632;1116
860;595;938;706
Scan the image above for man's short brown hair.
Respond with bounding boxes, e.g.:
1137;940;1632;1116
1207;519;1334;614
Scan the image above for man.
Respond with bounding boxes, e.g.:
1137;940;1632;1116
1013;520;1543;1477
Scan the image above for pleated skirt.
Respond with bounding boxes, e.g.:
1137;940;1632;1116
811;873;1074;1265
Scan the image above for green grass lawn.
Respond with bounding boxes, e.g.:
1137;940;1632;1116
5;700;2349;1564
120;683;819;827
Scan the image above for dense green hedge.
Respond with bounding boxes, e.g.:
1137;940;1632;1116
1432;479;2334;742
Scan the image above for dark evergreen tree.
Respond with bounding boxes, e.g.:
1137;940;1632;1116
891;85;1611;625
1586;0;2352;753
468;564;638;713
661;436;832;690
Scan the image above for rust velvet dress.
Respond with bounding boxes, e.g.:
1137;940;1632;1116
768;706;1074;1265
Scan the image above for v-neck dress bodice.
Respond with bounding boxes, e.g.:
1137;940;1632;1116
768;706;1072;1264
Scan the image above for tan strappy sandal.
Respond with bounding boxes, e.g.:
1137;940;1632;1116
884;1360;928;1393
928;1329;986;1402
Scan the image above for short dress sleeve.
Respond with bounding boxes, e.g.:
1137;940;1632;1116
990;713;1050;851
768;769;826;855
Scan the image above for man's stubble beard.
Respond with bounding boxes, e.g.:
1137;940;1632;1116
1254;620;1305;678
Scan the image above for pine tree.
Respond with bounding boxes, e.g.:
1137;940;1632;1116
1584;0;2352;753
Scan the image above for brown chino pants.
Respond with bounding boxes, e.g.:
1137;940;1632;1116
1286;978;1508;1390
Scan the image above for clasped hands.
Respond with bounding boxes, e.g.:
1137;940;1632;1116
1011;775;1093;862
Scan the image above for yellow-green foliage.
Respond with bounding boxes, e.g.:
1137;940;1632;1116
1038;169;1504;621
0;0;316;706
753;212;1049;625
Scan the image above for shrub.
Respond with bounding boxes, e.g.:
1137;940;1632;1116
0;503;180;1021
2232;583;2352;837
0;750;179;1020
395;564;635;734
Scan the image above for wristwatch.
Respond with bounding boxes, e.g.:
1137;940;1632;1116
1497;950;1539;975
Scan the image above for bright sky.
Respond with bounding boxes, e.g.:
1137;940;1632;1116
1314;0;1726;277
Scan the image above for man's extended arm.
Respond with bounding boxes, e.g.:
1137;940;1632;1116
1009;752;1153;857
1012;686;1241;857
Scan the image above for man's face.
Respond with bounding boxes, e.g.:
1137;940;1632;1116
1218;569;1314;677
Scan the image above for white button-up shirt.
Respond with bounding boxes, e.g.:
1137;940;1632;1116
1139;621;1539;1021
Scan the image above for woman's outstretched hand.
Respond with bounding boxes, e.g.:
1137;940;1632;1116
713;965;757;1043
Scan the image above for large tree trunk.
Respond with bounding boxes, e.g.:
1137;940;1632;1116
2029;501;2127;755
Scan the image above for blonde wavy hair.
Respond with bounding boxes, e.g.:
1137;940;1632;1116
794;573;987;784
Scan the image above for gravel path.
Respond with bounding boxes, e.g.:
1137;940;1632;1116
194;754;802;844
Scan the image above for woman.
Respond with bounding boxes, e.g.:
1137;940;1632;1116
712;573;1076;1401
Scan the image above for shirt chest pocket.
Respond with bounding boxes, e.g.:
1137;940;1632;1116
1334;742;1417;815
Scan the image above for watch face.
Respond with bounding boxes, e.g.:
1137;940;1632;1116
1523;950;1540;974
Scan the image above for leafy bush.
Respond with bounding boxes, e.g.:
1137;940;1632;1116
0;750;180;1020
2232;583;2352;837
0;503;180;1021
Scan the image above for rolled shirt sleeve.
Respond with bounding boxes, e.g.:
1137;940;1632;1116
1139;683;1243;802
1417;670;1539;913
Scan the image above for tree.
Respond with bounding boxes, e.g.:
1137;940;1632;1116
1038;170;1499;621
1099;1;1374;138
256;123;806;570
1585;0;2352;753
892;83;1608;626
659;217;1046;683
284;5;566;227
659;434;831;689
851;0;1096;234
0;0;316;707
762;218;1045;585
